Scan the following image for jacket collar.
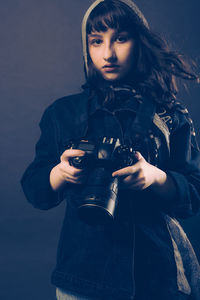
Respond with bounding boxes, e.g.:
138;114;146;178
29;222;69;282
87;85;143;116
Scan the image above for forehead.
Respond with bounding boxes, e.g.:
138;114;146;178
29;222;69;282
88;28;128;37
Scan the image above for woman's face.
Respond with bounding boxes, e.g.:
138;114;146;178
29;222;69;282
88;28;136;82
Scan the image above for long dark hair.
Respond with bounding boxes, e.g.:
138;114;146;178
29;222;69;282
85;0;199;105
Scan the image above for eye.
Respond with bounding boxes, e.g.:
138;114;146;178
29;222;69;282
89;38;103;46
116;34;130;43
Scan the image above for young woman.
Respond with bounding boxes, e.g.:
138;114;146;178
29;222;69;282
21;0;200;299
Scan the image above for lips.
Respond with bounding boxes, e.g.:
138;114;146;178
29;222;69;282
103;64;119;68
102;65;120;72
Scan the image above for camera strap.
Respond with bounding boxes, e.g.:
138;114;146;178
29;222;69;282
131;96;156;137
128;96;160;166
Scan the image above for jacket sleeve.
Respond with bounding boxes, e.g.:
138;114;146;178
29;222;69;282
21;105;63;210
164;105;200;219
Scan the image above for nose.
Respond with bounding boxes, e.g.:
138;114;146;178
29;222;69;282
103;43;117;62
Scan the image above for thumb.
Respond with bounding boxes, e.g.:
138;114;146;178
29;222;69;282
61;149;85;162
134;151;143;161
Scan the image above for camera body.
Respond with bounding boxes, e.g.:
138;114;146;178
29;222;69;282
66;137;138;225
68;137;137;171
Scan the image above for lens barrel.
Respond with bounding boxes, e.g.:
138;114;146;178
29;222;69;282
78;168;119;225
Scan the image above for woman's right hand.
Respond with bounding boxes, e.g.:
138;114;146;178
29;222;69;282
50;149;86;191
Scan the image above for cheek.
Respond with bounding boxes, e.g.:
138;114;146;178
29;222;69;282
88;47;101;67
116;47;131;64
119;41;135;64
125;44;135;64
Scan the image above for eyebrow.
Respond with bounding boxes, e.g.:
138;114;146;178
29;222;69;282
88;31;130;37
88;33;103;38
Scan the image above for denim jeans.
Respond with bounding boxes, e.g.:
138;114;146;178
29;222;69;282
56;288;95;300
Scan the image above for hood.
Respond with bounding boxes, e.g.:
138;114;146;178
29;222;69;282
81;0;149;77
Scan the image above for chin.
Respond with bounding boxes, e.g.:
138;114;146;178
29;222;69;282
103;74;123;82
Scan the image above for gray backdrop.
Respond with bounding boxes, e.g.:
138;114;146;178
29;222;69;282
1;0;200;299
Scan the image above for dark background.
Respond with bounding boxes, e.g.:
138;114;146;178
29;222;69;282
0;1;200;299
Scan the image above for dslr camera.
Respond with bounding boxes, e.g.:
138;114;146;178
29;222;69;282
66;137;138;225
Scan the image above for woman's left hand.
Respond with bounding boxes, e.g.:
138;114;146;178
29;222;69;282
112;151;167;191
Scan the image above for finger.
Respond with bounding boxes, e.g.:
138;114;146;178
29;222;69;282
66;177;84;185
70;167;86;177
112;163;140;177
73;172;87;180
61;149;85;161
59;161;84;173
112;151;146;177
122;174;140;185
134;151;143;161
61;166;85;178
71;173;88;184
71;177;86;184
129;182;146;190
62;172;85;183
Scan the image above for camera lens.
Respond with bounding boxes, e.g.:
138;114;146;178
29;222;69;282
78;168;119;225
